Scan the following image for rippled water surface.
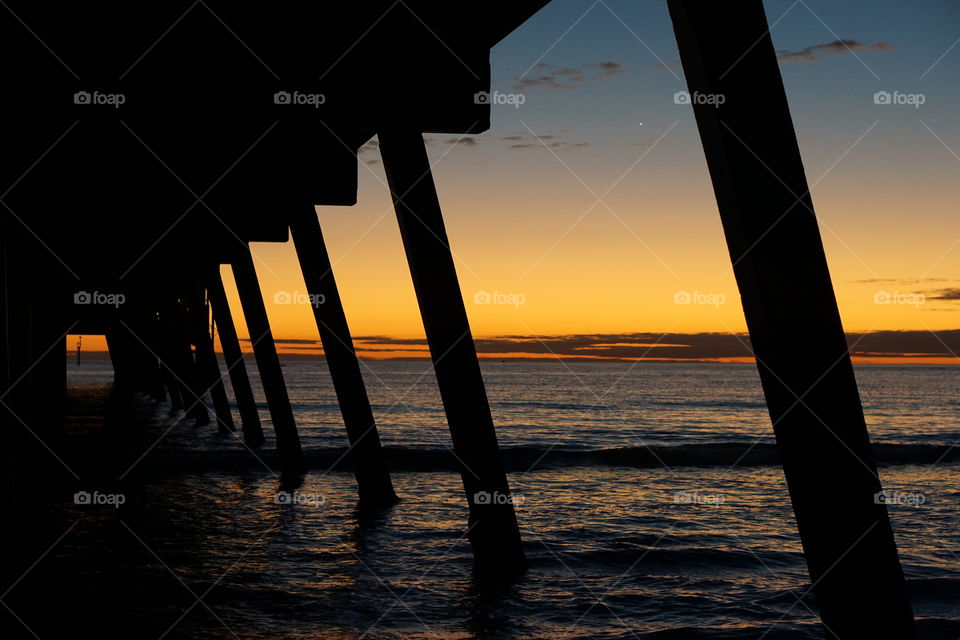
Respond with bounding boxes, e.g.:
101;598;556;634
4;361;957;638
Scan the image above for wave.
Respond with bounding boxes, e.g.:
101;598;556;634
135;442;959;473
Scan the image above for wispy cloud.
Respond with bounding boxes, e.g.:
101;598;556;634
500;131;589;153
776;40;898;64
509;141;590;152
358;139;380;165
351;331;960;361
928;288;960;301
655;40;897;74
357;135;440;165
850;277;949;284
515;61;623;91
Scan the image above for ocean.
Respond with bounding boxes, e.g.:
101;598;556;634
7;360;958;638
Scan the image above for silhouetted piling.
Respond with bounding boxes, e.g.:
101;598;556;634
668;1;916;637
290;208;398;507
186;283;235;433
160;298;210;425
110;311;167;399
379;130;525;575
105;328;133;389
231;249;305;473
206;268;265;446
157;316;185;411
130;311;167;401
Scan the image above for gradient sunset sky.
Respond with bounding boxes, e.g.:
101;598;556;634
74;0;960;360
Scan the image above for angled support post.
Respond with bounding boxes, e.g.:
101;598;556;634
379;130;525;575
231;248;304;473
206;268;265;446
131;310;167;401
160;298;209;424
668;1;916;637
114;310;166;400
105;328;134;390
290;208;398;506
186;282;235;434
156;311;185;411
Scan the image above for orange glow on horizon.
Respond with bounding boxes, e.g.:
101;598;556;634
67;335;959;366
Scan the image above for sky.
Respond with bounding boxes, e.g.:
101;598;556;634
71;0;960;361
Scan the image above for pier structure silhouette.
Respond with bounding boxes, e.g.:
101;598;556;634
0;1;917;635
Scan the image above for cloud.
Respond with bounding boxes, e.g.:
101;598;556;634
515;61;624;91
248;331;960;361
850;277;949;284
358;139;380;165
928;288;960;301
776;40;898;64
355;336;426;346
241;338;320;345
361;333;751;360
445;136;478;146
850;279;960;304
356;135;442;165
509;141;590;152
626;139;658;148
357;331;960;360
652;40;896;74
499;131;588;153
845;330;960;357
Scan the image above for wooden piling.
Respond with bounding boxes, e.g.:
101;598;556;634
105;328;133;390
161;298;211;425
290;208;398;506
186;283;235;434
206;268;265;445
668;1;916;636
379;130;525;574
139;310;167;402
156;310;185;411
230;249;304;473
